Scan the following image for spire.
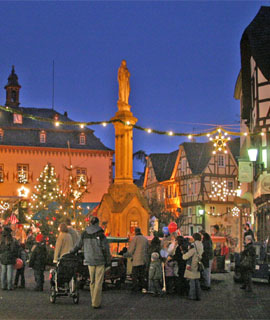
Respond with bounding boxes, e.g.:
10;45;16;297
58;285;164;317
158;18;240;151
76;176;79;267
5;65;21;89
4;65;21;107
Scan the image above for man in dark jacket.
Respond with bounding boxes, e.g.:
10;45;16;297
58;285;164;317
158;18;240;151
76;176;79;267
200;231;214;290
244;223;255;244
29;234;47;291
71;217;111;309
240;235;256;292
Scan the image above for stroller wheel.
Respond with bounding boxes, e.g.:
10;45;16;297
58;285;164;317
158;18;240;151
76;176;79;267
49;287;56;304
73;291;79;304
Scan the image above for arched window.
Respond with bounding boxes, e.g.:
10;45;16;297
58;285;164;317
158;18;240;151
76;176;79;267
40;131;46;143
79;133;86;145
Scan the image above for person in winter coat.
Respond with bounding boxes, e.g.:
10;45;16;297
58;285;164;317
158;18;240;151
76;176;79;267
244;223;255;244
70;217;111;309
240;235;256;292
53;223;73;263
148;252;163;297
147;236;161;293
66;218;80;248
29;234;47;291
164;255;178;294
174;236;189;296
182;233;204;300
125;227;149;293
200;231;214;290
0;228;19;290
148;236;161;260
14;243;27;289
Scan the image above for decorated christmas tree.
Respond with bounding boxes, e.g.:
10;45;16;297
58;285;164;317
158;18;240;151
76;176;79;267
29;163;90;244
29;163;62;244
60;165;89;230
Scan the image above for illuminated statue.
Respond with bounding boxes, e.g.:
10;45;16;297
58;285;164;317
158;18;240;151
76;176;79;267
118;60;130;104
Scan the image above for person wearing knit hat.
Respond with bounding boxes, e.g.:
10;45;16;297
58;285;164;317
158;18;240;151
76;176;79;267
29;233;47;291
151;252;159;261
149;252;163;297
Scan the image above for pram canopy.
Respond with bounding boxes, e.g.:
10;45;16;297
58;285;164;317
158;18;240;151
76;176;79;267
56;253;80;284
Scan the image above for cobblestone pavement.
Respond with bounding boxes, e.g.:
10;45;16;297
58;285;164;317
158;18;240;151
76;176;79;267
0;268;269;319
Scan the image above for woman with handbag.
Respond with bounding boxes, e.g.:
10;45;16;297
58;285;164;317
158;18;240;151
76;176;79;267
240;235;256;292
182;233;204;301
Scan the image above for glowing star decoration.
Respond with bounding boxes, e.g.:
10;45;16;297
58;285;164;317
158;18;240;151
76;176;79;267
18;186;30;198
209;129;231;154
232;206;240;217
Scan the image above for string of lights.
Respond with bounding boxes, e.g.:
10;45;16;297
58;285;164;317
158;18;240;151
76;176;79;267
0;104;264;138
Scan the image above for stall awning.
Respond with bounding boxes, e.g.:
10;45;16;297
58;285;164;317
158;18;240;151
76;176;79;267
32;202;100;220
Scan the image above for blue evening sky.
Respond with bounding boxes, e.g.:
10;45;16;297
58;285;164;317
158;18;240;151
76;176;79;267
0;1;268;175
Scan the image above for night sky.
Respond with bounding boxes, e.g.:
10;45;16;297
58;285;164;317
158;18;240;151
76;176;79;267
0;1;268;176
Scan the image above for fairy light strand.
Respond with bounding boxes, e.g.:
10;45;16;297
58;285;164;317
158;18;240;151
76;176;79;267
0;104;263;139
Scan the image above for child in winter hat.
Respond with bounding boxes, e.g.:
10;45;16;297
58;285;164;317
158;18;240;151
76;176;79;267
149;252;163;297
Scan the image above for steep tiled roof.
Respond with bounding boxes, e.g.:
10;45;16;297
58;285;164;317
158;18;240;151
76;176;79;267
240;6;270;120
149;150;178;182
228;138;240;163
183;138;240;174
0;107;112;151
182;142;213;175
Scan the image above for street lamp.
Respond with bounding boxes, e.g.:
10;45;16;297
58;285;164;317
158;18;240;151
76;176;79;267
248;147;258;162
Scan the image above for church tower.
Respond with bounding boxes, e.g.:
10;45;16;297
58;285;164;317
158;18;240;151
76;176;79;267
5;66;21;108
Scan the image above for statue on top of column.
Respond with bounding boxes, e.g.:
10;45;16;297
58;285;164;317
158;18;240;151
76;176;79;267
118;60;130;105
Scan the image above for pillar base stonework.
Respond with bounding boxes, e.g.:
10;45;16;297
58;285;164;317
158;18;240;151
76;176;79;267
97;183;149;237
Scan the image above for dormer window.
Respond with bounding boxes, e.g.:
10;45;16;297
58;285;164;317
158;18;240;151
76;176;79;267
0;129;3;141
13;113;22;124
54;114;59;121
40;131;46;143
79;133;86;145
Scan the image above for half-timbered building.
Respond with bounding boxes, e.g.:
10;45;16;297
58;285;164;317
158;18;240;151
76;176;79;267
175;140;240;238
235;6;270;241
143;151;179;213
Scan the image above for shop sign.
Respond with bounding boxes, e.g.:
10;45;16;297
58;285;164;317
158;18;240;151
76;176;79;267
261;175;270;193
239;161;253;183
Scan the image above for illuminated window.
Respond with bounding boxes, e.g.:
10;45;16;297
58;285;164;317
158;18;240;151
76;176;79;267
0;164;4;183
130;221;138;235
54;114;59;121
40;131;46;143
0;129;3;141
79;133;86;145
17;164;29;183
217;155;225;167
13;114;23;124
76;168;87;185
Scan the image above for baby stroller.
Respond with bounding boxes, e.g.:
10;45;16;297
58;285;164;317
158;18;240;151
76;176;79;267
49;253;80;304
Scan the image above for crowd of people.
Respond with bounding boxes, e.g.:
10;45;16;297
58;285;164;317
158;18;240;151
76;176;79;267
125;227;214;301
0;218;258;309
0;218;79;292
